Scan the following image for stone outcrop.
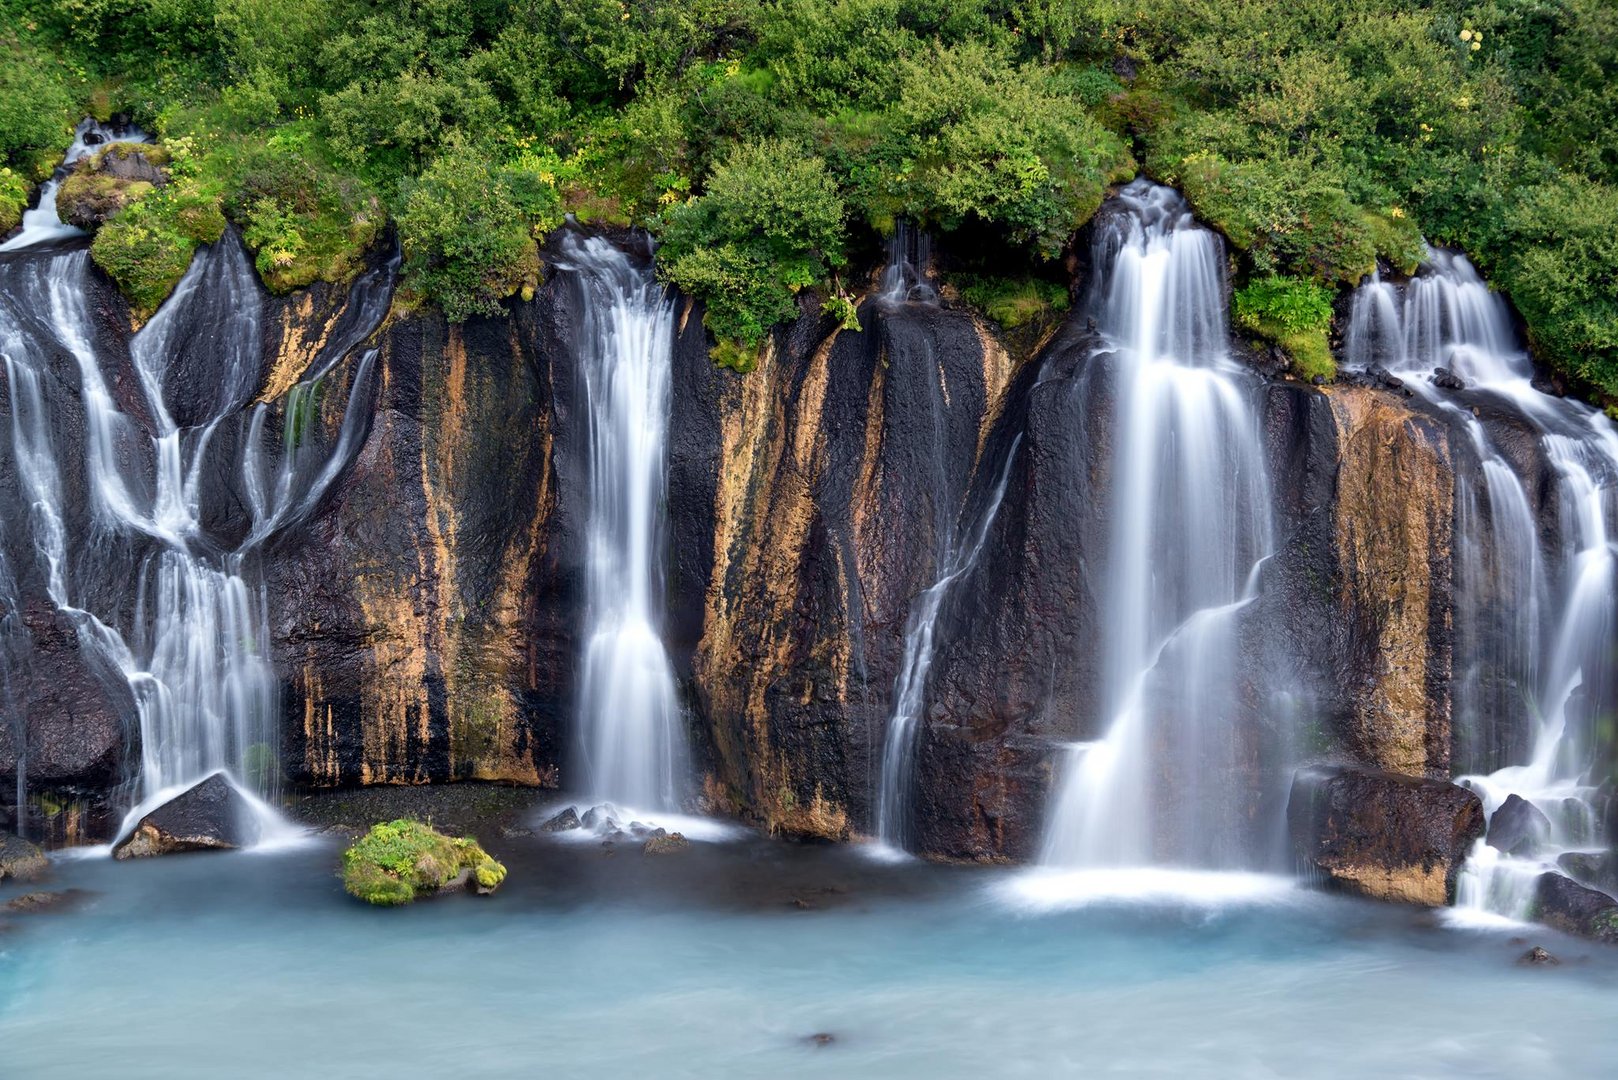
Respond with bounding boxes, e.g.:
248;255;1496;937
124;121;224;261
1533;872;1618;943
0;832;48;881
112;774;260;859
1288;766;1484;905
1487;794;1551;857
55;142;168;232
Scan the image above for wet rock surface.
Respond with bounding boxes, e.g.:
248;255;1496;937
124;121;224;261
112;774;261;859
1533;872;1618;943
1487;794;1552;857
1517;945;1559;966
1288;766;1485;906
1557;850;1618;893
0;832;49;881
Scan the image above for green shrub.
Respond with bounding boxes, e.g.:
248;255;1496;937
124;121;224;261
956;274;1070;330
340;818;506;906
658;138;844;351
0;166;28;233
1233;276;1337;380
395;143;561;321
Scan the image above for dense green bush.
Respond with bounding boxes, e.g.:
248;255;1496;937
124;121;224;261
395;143;560;321
658;138;844;349
1;0;1613;400
1233;276;1338;380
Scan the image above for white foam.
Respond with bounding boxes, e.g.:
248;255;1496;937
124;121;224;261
996;867;1298;912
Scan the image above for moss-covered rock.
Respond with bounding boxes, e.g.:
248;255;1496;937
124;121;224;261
340;819;506;906
56;143;169;232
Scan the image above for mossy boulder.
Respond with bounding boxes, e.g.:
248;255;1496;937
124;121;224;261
56;143;169;232
341;819;507;906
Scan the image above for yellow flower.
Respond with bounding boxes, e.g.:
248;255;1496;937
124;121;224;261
1460;28;1473;41
1471;40;1481;51
1389;207;1405;219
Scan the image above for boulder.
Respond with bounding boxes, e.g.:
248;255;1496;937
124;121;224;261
1533;873;1618;943
1557;850;1618;893
540;807;581;833
0;832;48;882
1517;946;1559;966
1486;794;1552;857
581;804;621;831
1288;766;1485;906
55;143;168;232
340;818;506;905
643;832;690;855
111;774;261;860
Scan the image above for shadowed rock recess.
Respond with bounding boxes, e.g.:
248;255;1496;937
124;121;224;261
0;194;1612;902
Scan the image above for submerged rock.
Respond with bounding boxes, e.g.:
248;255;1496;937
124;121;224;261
540;807;581;833
340;819;506;905
1517;945;1560;966
581;804;621;831
0;832;49;882
4;889;89;915
642;832;689;855
1487;794;1552;857
1533;873;1618;943
1288;766;1485;906
112;774;261;860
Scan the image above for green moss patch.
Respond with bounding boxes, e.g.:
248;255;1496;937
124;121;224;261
340;819;507;906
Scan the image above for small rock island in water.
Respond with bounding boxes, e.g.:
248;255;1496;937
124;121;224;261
2;2;1617;1076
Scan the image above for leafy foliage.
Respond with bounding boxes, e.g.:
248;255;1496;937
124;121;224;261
1233;276;1338;380
0;0;1613;398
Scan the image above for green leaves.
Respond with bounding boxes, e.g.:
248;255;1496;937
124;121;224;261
658;138;845;350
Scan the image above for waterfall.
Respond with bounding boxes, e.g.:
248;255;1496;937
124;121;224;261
0;207;392;841
0;118;148;253
1346;252;1618;920
874;437;1021;852
559;233;687;812
1040;180;1274;871
877;220;937;306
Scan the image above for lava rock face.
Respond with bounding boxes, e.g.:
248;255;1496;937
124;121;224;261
1288;766;1485;905
1487;794;1552;857
112;773;260;859
1533;872;1618;943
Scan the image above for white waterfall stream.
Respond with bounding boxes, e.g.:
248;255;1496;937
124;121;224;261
559;233;687;813
1038;180;1275;875
1346;251;1618;921
0;150;393;843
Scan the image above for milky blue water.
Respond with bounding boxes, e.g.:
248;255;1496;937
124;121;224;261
2;837;1615;1079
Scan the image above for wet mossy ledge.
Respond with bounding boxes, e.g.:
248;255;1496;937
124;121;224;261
341;820;507;906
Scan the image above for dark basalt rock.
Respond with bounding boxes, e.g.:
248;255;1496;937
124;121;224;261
643;832;690;855
1517;945;1559;966
0;832;48;881
1533;873;1618;943
1487;794;1552;857
1557;850;1618;893
1288;766;1485;906
111;774;261;859
1431;367;1467;391
541;807;581;833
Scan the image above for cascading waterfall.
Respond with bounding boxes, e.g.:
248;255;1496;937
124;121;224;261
1346;252;1618;920
877;220;937;306
1039;180;1274;873
560;233;687;812
0;118;147;252
875;437;1021;851
0;169;392;842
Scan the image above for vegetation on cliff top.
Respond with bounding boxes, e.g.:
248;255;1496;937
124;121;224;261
0;1;1613;401
341;818;506;905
